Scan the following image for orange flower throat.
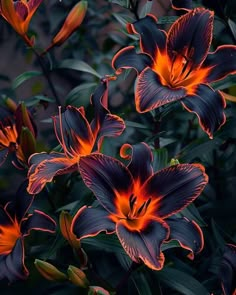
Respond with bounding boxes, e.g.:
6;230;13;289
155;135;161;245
0;218;21;255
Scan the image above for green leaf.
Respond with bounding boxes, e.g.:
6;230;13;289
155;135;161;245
178;137;222;162
12;71;42;89
125;120;150;129
152;148;168;171
109;0;130;9
65;82;97;107
181;203;207;227
57;59;102;78
139;0;153;18
113;13;134;28
82;233;126;255
158;267;210;295
131;272;154;295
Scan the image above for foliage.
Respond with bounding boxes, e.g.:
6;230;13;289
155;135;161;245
0;0;236;294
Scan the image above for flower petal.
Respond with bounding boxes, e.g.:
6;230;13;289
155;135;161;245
120;143;153;185
142;163;208;218
53;106;94;156
6;180;34;222
72;206;116;239
21;210;56;236
136;68;186;112
128;15;167;59
0;0;23;34
96;114;125;151
220;244;236;295
0;148;8;167
167;8;213;70
181;84;226;138
203;45;236;83
27;153;76;194
166;216;204;259
171;0;193;11
0;238;28;282
14;1;28;21
78;154;134;214
112;46;153;74
116;218;169;270
90;79;125;150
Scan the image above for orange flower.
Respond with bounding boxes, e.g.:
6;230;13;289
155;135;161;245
27;79;125;194
0;0;43;45
0;182;56;282
72;143;208;270
0;103;37;168
112;9;236;138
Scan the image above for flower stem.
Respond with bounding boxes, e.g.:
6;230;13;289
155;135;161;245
31;48;61;106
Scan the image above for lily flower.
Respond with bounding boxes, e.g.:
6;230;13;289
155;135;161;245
27;79;125;195
0;181;56;282
112;8;236;138
0;103;37;169
0;0;43;46
72;143;208;270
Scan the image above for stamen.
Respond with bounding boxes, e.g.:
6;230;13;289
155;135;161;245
129;194;137;211
56;107;73;158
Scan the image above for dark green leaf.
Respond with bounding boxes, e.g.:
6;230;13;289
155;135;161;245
57;59;101;78
158;267;210;295
12;71;42;89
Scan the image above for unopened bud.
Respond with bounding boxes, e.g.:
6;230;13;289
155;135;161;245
34;259;67;281
170;158;180;166
88;286;110;295
49;1;88;49
2;96;17;112
67;265;89;288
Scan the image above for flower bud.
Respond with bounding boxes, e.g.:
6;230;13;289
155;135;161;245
34;259;67;281
88;286;110;295
2;96;17;113
19;127;36;162
170;158;180;166
59;211;81;250
50;1;88;48
15;102;37;138
67;265;89;288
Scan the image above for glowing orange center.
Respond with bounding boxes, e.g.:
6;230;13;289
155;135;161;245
0;218;21;255
152;49;209;94
0;124;18;148
126;194;151;220
111;192;155;231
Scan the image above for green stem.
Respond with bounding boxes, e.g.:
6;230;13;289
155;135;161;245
31;48;61;106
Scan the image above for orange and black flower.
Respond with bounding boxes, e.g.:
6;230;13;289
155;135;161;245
112;8;236;138
219;243;236;295
0;0;43;45
0;181;56;282
72;143;208;270
0;103;37;169
27;79;125;195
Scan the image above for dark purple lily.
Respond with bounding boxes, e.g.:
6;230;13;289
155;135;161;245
27;78;125;194
0;181;56;282
112;8;236;138
72;143;208;270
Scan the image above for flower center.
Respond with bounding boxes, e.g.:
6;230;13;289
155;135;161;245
0;219;21;255
127;194;152;220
